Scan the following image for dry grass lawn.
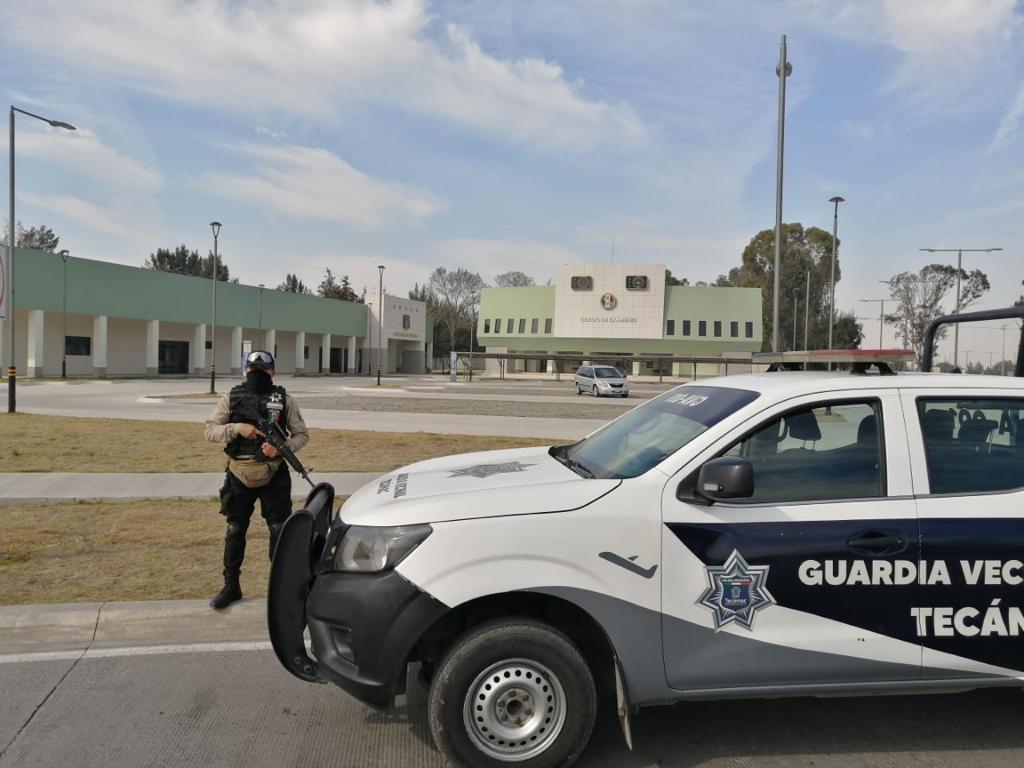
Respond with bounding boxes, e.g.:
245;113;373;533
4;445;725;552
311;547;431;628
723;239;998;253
3;413;553;473
0;499;340;604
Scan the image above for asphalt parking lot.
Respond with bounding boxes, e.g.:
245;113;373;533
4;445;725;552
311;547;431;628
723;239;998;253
2;646;1024;768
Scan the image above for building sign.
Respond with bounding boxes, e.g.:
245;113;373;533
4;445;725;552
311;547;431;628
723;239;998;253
393;331;419;340
554;263;666;340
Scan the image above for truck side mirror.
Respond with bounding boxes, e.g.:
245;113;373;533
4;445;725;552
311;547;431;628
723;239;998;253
694;457;754;504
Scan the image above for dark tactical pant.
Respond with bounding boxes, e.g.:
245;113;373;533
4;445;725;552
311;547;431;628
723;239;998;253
219;462;292;570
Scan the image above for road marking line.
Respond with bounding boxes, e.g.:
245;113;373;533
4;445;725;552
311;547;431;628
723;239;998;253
0;640;276;664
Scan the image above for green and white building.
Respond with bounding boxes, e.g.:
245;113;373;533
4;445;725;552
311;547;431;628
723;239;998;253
478;263;763;374
0;248;431;377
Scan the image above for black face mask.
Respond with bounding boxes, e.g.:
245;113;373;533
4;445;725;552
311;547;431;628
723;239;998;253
244;369;274;393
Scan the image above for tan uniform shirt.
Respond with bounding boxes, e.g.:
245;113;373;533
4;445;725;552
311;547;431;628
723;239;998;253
204;392;310;454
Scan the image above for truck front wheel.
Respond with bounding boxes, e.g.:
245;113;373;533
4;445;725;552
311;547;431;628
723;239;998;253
428;619;596;768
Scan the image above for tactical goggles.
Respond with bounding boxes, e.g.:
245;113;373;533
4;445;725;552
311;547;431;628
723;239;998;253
245;350;275;369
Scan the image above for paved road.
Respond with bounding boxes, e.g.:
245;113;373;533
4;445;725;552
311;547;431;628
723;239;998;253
8;378;608;439
2;644;1023;768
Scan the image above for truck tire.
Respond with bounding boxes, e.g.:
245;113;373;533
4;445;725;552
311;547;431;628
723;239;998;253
428;619;596;768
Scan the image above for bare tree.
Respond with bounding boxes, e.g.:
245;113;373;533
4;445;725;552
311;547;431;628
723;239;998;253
428;267;486;351
883;263;990;369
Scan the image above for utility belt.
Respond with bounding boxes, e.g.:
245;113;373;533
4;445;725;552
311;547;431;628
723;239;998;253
227;456;284;488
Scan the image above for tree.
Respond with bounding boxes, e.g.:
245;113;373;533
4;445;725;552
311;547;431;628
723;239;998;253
144;244;234;281
665;269;689;286
1;220;60;251
317;268;361;302
494;270;536;288
883;263;990;370
427;267;486;355
719;223;841;350
278;273;311;294
409;282;432;302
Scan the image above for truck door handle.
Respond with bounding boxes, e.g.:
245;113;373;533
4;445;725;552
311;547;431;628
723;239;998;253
847;530;904;552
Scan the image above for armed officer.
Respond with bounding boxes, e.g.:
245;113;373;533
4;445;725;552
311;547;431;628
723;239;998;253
203;350;309;610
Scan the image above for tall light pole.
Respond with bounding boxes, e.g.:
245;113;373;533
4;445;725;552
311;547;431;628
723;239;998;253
376;264;385;386
257;284;264;330
6;105;76;413
209;221;221;394
803;271;810;350
963;350;972;371
859;299;887;348
827;196;845;350
792;291;798;350
919;247;1001;370
59;249;69;378
1001;324;1007;376
772;35;792;353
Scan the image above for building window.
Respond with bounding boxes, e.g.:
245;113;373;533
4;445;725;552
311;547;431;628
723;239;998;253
518;318;526;334
304;345;309;360
205;341;213;350
544;319;552;334
494;319;502;334
683;320;691;336
531;318;539;334
699;321;707;337
745;321;754;338
402;314;411;330
571;276;593;291
714;321;722;337
666;320;675;336
484;319;491;334
508;318;515;333
730;321;739;338
65;336;91;356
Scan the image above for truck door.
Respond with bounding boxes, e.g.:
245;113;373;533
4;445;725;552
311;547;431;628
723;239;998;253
661;392;922;693
904;390;1024;681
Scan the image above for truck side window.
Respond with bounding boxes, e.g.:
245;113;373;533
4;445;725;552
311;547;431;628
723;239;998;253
917;397;1024;494
723;400;885;503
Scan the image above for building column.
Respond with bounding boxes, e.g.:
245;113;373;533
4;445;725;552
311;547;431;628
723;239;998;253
230;326;243;375
426;341;434;373
631;360;642;377
264;329;276;357
546;358;557;374
26;309;44;378
146;320;159;376
347;336;357;374
321;333;331;375
193;323;207;376
295;331;306;375
92;315;108;377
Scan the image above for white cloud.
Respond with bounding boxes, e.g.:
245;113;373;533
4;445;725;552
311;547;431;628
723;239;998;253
16;127;162;193
989;84;1024;152
0;0;644;153
21;193;152;241
203;142;445;229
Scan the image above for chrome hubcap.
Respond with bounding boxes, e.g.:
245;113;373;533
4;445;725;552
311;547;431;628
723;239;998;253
463;658;566;762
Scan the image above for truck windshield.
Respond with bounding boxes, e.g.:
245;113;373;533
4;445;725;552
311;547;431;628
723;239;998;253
552;385;759;479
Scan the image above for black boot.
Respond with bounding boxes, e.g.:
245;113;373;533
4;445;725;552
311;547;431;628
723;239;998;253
210;568;242;610
268;522;284;561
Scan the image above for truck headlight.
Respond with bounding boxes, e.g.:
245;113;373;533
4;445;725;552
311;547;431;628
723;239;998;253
334;525;432;573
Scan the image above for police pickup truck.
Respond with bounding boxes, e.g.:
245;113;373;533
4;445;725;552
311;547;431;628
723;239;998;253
269;313;1024;768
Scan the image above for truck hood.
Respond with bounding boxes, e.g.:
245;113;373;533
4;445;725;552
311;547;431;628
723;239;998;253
338;446;620;527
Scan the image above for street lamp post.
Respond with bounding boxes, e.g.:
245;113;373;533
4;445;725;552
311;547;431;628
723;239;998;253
803;271;810;350
257;284;264;330
6;105;76;413
792;291;798;350
209;221;221;394
1002;325;1007;376
828;196;845;350
963;350;972;371
376;265;385;386
859;298;886;348
918;247;1002;371
772;35;792;353
59;249;69;378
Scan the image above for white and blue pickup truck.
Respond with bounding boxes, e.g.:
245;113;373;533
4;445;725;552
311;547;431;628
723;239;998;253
268;310;1024;768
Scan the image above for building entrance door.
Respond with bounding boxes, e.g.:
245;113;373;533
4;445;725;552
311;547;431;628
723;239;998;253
158;340;189;374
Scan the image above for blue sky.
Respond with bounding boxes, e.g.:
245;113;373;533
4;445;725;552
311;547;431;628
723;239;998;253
1;0;1022;363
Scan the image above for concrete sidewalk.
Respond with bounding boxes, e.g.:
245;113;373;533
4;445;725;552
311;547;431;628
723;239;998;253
0;598;269;655
0;471;380;504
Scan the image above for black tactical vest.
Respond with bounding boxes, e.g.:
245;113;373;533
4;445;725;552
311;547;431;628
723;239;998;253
225;383;289;458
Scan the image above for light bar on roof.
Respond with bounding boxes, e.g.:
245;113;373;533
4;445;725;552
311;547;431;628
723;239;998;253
754;349;916;365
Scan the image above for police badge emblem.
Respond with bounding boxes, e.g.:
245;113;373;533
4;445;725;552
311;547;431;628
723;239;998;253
600;293;618;311
266;392;284;424
697;549;775;631
448;461;535;478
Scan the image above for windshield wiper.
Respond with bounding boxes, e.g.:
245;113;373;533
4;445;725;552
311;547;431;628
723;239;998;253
551;447;595;478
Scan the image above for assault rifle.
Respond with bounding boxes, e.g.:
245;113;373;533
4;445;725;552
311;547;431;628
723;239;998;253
259;417;314;488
